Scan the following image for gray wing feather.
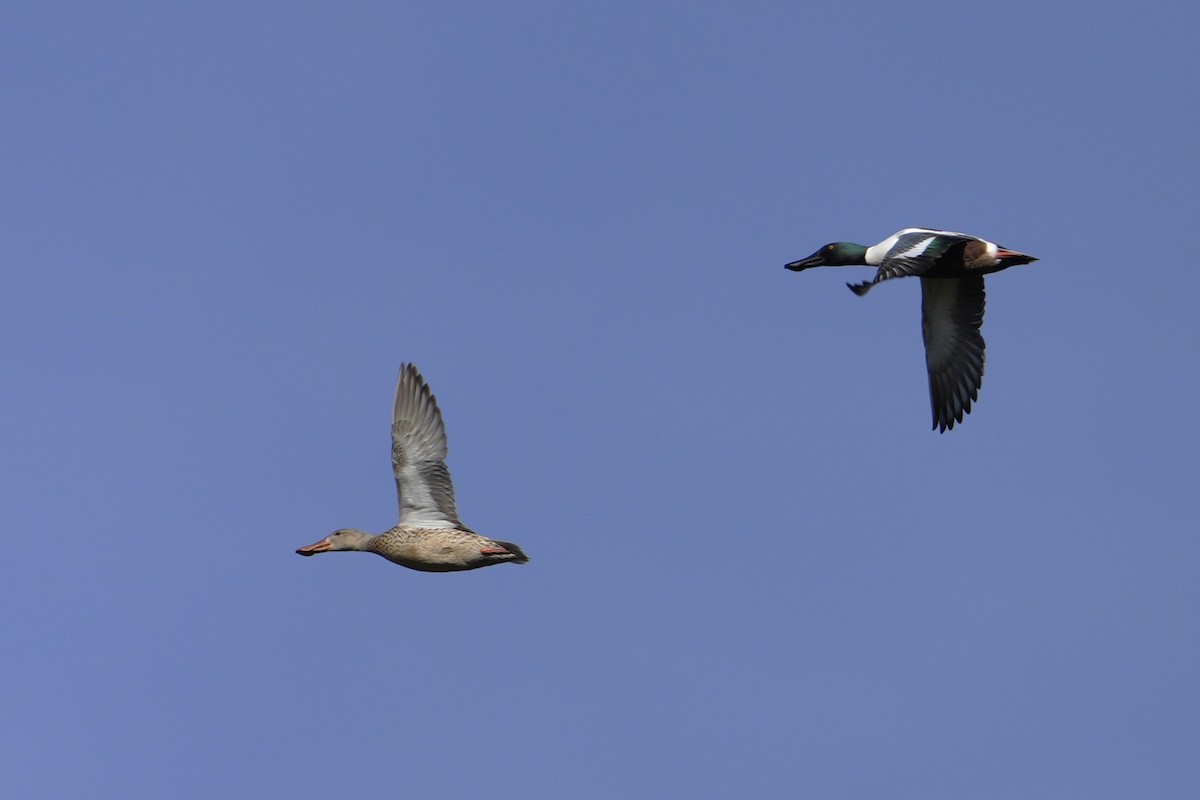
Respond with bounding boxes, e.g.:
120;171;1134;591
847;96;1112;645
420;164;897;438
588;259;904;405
921;275;986;432
392;364;463;528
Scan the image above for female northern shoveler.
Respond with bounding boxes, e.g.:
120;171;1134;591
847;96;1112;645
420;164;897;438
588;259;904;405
296;364;528;571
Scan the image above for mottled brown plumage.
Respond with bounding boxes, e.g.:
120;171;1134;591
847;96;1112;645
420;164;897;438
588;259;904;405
295;364;528;572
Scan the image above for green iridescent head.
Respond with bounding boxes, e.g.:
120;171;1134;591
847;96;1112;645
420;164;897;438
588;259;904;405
785;242;869;271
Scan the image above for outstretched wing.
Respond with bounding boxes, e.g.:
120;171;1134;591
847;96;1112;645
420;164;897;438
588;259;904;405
392;364;463;528
883;231;971;276
921;275;986;432
850;230;975;295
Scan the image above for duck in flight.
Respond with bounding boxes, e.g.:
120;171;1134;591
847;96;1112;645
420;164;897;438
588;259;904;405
785;228;1037;432
296;363;528;571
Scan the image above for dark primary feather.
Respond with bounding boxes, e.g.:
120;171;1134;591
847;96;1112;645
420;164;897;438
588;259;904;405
921;275;986;432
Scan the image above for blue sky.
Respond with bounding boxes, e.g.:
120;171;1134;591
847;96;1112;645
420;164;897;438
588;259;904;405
3;1;1198;797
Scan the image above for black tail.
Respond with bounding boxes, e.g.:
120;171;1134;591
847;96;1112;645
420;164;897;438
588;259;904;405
496;540;530;564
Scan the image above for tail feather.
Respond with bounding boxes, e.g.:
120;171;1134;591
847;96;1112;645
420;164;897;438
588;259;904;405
495;539;530;564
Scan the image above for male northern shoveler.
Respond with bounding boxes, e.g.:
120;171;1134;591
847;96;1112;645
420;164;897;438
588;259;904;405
295;364;529;571
785;228;1037;432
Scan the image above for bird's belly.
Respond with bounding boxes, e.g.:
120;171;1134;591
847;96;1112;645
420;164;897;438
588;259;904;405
371;530;489;572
